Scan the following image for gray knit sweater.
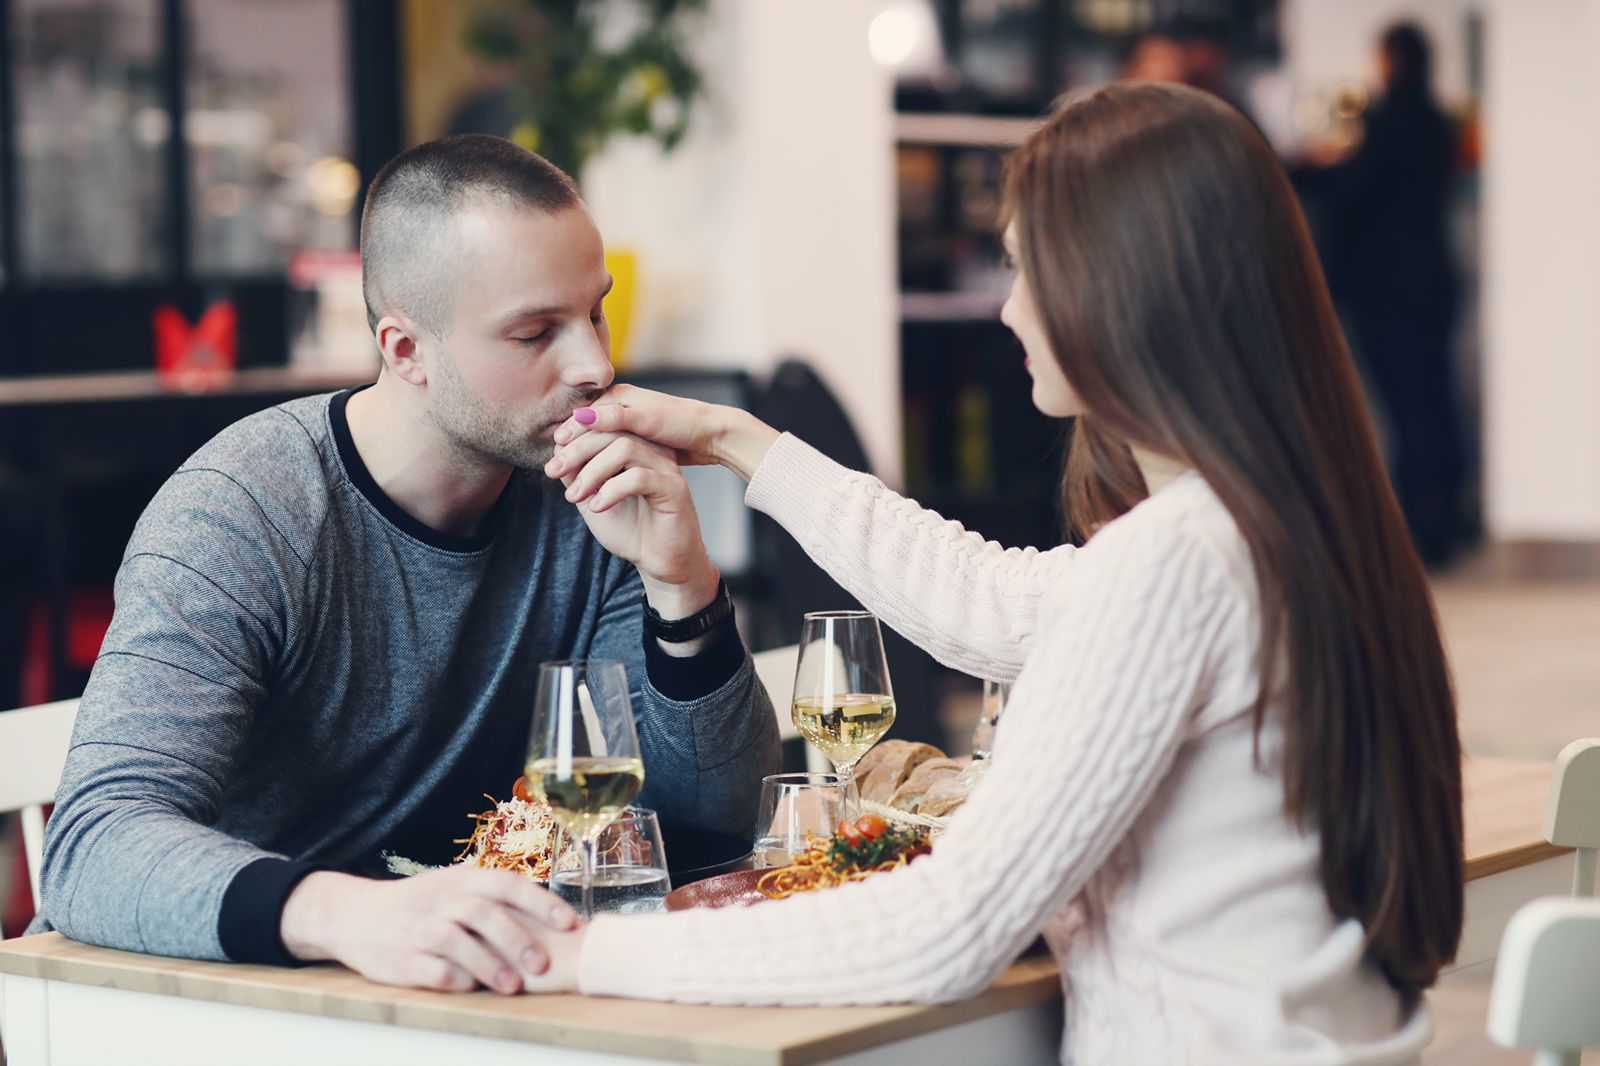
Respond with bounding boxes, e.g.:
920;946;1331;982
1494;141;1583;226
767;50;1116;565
31;391;779;963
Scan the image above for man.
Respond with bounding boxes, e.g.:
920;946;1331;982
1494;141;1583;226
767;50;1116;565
31;135;780;996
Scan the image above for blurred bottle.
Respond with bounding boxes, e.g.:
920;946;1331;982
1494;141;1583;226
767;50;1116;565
955;374;993;495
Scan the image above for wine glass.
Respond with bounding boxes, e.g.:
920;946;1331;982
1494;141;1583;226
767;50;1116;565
552;806;670;914
527;660;644;919
791;611;895;816
971;678;1011;760
753;772;846;868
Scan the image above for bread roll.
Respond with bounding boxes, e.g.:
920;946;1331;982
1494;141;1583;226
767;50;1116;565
856;740;943;804
888;757;965;812
917;758;990;818
850;741;898;787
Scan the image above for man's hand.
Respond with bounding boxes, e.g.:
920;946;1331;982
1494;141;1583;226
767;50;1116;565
280;865;579;995
544;427;722;636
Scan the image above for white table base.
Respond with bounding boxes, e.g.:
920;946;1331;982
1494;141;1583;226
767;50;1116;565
0;973;1064;1066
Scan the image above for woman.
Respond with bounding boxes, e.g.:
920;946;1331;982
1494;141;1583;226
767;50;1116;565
536;83;1463;1063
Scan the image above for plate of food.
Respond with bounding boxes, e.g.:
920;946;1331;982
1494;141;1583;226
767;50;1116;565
664;813;931;911
389;776;751;889
445;775;575;883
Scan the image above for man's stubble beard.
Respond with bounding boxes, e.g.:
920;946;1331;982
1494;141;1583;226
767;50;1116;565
427;344;598;470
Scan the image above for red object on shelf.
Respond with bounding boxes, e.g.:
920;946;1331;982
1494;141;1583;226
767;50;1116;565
153;301;238;391
20;587;114;708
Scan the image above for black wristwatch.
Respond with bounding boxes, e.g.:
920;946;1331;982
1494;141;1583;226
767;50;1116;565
644;579;735;643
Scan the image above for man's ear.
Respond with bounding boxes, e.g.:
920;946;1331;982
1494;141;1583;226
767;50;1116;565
375;314;427;387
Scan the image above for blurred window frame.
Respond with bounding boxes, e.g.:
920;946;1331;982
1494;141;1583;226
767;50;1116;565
0;0;402;376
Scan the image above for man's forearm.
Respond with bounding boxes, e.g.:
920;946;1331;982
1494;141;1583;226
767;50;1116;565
40;787;273;962
641;561;722;658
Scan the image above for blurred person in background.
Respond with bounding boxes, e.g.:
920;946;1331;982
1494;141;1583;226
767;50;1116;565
1122;34;1186;83
1123;26;1253;127
1300;22;1467;568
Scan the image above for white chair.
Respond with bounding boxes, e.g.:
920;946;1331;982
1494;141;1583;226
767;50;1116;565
1487;897;1600;1065
1480;738;1600;1064
1543;738;1600;897
751;644;830;774
0;699;79;937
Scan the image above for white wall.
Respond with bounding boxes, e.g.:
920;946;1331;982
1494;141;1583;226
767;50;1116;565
583;0;901;484
1480;0;1600;538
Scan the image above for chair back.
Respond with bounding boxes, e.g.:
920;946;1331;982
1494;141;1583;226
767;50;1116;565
0;698;79;933
1487;897;1600;1066
752;645;798;724
1544;738;1600;897
752;644;830;774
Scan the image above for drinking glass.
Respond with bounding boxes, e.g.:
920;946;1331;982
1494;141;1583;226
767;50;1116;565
790;611;895;816
971;678;1011;760
753;772;845;868
552;806;670;914
527;660;643;919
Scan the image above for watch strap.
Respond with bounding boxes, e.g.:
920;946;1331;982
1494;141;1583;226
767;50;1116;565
645;579;734;643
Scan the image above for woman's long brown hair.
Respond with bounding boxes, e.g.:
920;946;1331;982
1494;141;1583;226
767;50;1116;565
1006;83;1463;999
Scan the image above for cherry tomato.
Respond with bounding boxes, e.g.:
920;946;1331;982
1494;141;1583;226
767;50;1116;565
513;775;533;803
836;818;864;846
855;814;889;840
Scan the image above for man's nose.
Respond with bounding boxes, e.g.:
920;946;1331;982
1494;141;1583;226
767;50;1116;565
562;324;614;392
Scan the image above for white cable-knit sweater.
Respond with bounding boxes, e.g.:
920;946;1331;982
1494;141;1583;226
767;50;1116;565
580;434;1433;1065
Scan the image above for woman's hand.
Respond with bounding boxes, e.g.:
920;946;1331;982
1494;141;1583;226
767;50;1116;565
516;922;588;994
549;383;781;483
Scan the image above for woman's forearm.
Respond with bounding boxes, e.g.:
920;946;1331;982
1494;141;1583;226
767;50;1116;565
741;434;1073;681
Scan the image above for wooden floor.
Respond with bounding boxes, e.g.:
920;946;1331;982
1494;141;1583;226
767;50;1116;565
1436;575;1600;761
1429;961;1522;1065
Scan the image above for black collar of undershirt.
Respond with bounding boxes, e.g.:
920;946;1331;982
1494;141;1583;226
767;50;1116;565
329;386;513;554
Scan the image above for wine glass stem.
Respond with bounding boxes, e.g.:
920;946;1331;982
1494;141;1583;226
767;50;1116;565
581;837;598;920
839;764;860;818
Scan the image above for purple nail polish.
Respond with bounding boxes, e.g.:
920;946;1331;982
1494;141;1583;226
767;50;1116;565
574;408;597;426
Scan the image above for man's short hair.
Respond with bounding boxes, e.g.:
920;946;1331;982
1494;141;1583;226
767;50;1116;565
360;134;581;335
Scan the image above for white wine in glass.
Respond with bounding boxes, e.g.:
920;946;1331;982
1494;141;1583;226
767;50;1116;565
791;611;895;815
791;694;897;767
526;755;645;842
527;660;643;919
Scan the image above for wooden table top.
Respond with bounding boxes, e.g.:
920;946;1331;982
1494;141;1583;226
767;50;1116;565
0;934;1059;1066
1461;755;1566;879
0;756;1560;1063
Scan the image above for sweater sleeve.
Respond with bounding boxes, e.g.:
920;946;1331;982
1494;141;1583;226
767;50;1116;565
578;516;1239;1004
39;472;304;962
744;433;1077;682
